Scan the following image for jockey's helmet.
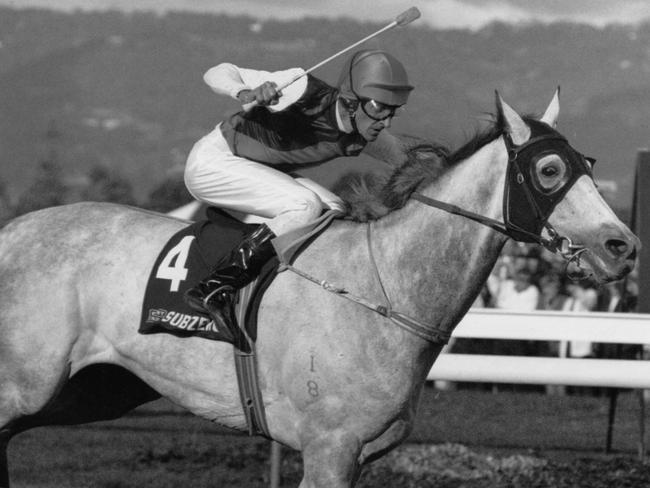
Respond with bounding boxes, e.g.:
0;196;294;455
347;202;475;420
337;50;413;108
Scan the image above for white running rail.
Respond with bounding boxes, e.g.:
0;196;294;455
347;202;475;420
428;309;650;388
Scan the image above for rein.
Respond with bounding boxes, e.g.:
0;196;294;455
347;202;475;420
410;191;588;275
278;121;595;344
413;123;595;278
278;223;451;345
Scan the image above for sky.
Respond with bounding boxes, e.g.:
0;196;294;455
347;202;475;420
1;0;650;30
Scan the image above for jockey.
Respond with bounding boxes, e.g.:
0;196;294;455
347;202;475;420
184;49;414;326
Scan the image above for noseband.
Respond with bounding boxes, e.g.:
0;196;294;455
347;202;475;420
412;119;595;277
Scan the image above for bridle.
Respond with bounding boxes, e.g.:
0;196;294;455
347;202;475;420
278;119;599;346
411;119;596;279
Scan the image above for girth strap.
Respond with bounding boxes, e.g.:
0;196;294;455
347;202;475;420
233;281;271;438
230;210;343;438
233;210;453;438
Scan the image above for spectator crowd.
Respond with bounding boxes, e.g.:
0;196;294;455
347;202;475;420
447;239;642;394
478;240;638;319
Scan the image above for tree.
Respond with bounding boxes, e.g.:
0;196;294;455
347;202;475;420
145;177;193;213
81;165;136;205
0;178;13;226
14;159;69;216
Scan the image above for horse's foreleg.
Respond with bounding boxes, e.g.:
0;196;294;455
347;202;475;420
358;419;411;465
299;433;362;488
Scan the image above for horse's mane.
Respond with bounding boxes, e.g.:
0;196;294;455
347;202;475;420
333;111;506;222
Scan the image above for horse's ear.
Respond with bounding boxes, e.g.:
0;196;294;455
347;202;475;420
541;86;560;128
495;90;530;145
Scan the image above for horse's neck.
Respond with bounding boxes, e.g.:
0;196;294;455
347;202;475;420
372;138;509;332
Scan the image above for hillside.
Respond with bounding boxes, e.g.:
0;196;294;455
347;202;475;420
1;7;650;209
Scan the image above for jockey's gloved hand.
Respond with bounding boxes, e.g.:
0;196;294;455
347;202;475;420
238;81;281;106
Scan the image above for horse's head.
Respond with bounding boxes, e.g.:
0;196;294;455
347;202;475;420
497;89;640;283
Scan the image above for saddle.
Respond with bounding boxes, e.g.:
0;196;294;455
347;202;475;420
139;206;340;436
139;207;278;353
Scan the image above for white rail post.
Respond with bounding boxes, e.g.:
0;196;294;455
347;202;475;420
269;441;282;488
638;390;646;461
632;148;650;462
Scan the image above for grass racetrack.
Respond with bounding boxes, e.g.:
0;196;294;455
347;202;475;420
8;387;650;487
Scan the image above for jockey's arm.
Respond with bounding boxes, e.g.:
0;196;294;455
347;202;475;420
203;63;308;111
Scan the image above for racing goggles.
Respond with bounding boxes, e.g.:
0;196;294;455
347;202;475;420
359;98;401;121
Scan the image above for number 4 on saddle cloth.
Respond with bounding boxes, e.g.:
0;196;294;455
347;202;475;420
139;207;338;354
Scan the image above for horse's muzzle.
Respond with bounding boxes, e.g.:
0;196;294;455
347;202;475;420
591;230;641;282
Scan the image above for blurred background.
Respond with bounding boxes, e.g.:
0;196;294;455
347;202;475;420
0;0;649;222
2;3;650;485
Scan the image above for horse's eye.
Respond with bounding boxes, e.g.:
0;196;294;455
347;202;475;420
534;154;568;193
542;166;558;177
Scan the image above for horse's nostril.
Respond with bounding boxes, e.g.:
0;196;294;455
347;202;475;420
628;246;637;262
605;239;630;258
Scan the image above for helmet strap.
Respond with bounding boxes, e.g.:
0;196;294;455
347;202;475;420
350;110;359;133
348;100;362;133
337;97;359;133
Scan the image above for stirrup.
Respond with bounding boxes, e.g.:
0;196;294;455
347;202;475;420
205;302;239;344
203;285;235;309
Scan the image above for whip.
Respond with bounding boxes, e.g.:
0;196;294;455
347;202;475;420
243;7;421;110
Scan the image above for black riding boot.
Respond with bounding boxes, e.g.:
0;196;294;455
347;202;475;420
184;224;276;326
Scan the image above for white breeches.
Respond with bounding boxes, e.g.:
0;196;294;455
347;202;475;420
184;126;346;236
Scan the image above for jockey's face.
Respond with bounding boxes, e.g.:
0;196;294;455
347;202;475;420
354;102;394;141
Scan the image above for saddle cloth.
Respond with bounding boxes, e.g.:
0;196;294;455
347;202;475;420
138;208;278;348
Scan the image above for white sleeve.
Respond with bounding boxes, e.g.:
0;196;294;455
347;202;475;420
203;63;308;111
